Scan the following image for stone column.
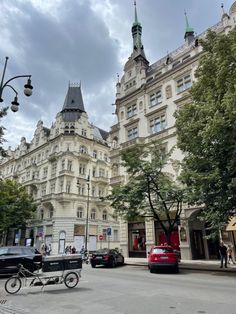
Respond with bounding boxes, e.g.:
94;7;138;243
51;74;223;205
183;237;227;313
145;218;155;257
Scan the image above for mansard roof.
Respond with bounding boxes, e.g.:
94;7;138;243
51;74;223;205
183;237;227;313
93;126;109;141
61;84;86;122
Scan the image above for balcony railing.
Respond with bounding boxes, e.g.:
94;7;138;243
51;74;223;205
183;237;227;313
110;175;125;185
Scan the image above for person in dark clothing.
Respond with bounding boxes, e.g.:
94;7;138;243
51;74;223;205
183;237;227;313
219;242;227;268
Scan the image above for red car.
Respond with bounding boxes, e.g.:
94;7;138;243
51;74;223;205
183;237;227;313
148;245;179;273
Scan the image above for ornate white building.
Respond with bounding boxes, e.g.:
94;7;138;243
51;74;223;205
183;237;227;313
110;2;236;259
0;84;120;254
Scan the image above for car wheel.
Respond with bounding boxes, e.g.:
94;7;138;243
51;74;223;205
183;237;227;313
110;258;116;268
149;267;154;273
91;263;96;268
173;266;179;274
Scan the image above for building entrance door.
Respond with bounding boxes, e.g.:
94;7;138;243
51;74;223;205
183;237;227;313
190;230;205;259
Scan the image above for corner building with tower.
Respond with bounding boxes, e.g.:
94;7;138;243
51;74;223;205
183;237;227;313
110;2;236;260
0;84;120;254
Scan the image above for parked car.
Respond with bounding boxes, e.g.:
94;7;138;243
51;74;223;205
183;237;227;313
148;245;179;273
0;246;42;274
90;249;124;268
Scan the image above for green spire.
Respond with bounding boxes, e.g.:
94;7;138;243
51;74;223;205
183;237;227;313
134;1;138;24
132;1;143;50
184;11;194;33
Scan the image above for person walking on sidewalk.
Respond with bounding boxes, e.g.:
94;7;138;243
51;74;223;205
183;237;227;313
219;242;228;268
227;245;235;264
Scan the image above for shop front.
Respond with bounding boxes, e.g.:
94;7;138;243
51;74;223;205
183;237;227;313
128;222;146;257
154;221;180;251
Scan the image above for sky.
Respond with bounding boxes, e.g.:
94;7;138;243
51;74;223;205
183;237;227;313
0;0;234;149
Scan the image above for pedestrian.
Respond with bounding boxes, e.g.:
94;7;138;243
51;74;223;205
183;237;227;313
65;246;71;255
71;246;76;254
40;243;46;256
227;245;235;264
219;241;228;268
46;244;52;256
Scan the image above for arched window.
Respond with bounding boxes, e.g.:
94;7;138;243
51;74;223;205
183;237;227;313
49;208;54;219
102;210;107;221
80;145;87;154
90;208;96;220
64;126;69;134
40;209;44;220
77;207;84;218
70;126;75;134
93;150;97;158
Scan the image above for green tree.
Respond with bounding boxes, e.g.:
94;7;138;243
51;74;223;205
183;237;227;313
107;142;185;244
0;107;8;157
0;179;36;244
175;28;236;235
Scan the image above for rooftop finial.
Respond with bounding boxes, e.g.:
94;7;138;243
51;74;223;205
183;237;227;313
221;3;225;14
134;1;138;23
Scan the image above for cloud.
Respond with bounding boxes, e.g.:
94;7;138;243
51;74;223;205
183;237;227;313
0;0;234;148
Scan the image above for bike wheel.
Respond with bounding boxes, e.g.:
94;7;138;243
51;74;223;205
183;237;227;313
64;272;79;288
5;276;22;294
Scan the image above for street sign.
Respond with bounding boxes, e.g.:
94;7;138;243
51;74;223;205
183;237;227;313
107;227;112;236
98;234;103;241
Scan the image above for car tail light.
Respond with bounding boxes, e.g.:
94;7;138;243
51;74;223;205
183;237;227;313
103;255;110;260
149;254;158;262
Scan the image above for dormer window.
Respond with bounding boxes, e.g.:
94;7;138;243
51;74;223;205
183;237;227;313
82;129;87;137
172;61;181;68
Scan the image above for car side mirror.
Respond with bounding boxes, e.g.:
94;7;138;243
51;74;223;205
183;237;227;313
148;251;150;255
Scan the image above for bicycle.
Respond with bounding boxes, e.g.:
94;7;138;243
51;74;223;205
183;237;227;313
5;263;81;294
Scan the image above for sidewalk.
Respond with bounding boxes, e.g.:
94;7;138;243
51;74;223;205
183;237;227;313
124;257;236;273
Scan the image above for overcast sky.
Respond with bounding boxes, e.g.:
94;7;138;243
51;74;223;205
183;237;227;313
0;0;234;149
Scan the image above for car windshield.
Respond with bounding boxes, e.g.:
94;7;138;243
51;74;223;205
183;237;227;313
152;247;173;254
9;247;23;255
0;248;8;255
96;249;110;254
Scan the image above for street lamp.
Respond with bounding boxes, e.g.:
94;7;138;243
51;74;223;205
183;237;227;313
0;57;33;112
77;174;90;253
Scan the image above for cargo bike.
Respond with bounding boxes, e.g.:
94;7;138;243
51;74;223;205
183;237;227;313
5;254;82;294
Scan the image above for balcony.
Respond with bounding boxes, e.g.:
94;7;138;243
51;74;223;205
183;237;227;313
120;137;145;150
92;176;109;184
59;169;74;177
110;175;125;185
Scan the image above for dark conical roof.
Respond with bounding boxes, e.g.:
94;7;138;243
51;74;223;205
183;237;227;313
61;84;86;121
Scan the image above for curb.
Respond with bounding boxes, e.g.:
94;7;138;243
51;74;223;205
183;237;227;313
124;262;236;273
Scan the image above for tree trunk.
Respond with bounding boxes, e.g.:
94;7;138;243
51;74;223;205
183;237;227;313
5;228;10;246
165;230;172;246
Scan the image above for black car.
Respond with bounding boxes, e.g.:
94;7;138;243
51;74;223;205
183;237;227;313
90;249;124;268
0;246;42;274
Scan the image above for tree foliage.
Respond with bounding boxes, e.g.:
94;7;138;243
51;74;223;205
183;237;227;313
175;28;236;234
107;142;186;244
0;179;36;242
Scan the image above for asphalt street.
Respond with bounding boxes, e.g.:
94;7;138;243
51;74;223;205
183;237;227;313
0;264;235;314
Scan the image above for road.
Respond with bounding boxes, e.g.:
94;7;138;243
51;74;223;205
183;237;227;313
0;264;235;314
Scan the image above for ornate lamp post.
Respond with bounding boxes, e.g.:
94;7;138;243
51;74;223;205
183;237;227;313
77;174;90;253
0;57;33;112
